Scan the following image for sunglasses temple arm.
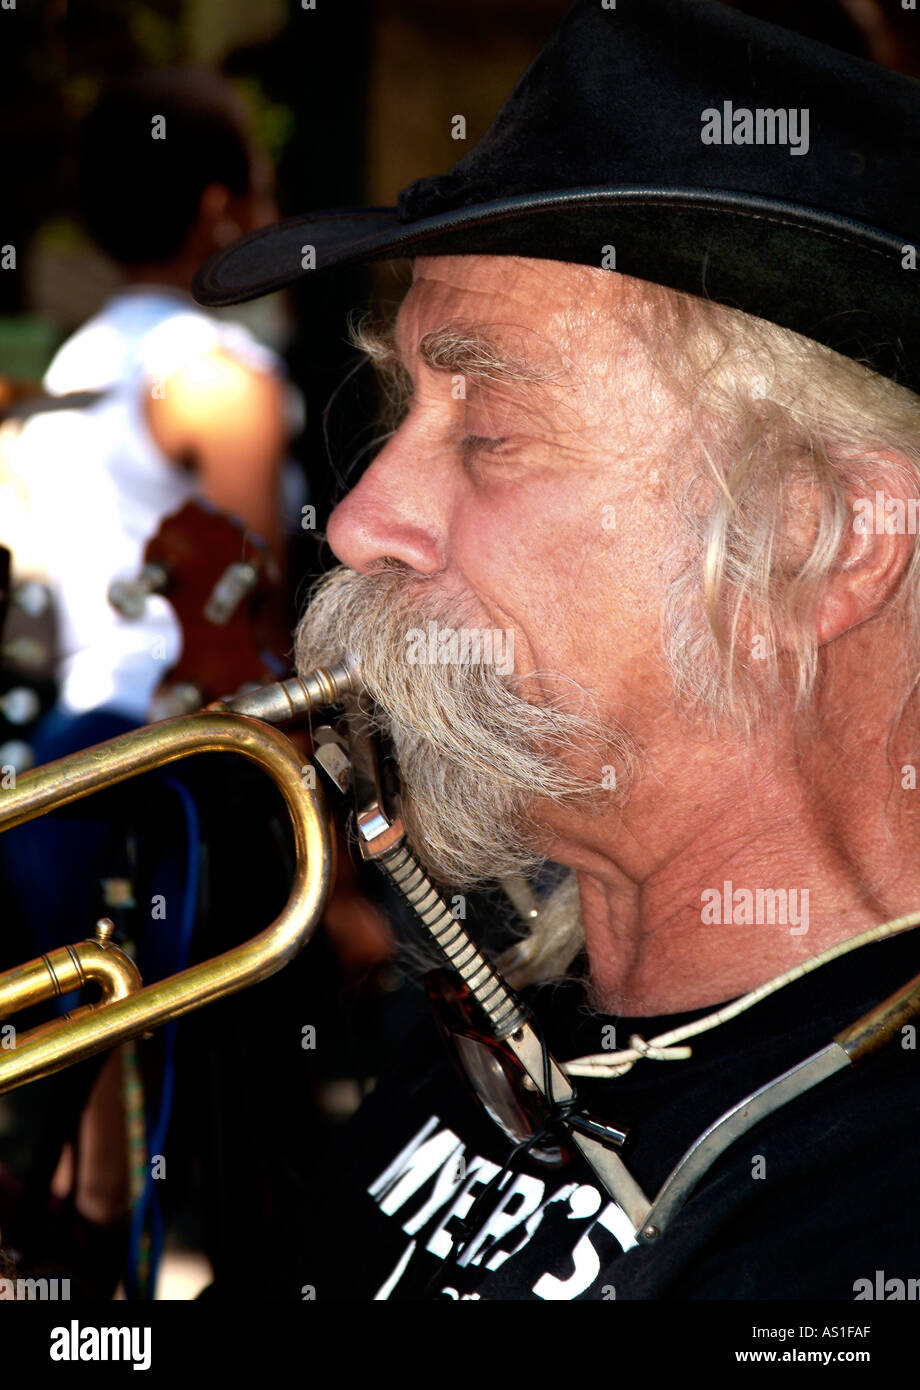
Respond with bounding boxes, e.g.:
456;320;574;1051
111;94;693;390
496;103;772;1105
360;818;653;1230
498;1023;652;1232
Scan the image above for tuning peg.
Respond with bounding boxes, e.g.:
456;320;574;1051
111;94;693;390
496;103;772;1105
109;564;170;619
0;687;41;725
0;739;34;772
203;562;259;626
1;636;48;669
148;682;202;720
12;581;52;619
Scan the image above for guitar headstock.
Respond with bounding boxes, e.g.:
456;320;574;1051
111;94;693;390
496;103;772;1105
109;500;292;717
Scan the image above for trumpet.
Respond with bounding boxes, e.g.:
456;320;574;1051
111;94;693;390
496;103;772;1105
0;655;664;1234
0;661;358;1095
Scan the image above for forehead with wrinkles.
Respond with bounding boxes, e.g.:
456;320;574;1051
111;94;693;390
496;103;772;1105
381;255;651;418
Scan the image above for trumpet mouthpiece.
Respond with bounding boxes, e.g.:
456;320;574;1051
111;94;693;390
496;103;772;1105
222;659;361;724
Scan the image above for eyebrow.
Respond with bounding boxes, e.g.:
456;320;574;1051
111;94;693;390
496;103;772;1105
353;315;562;391
414;323;560;390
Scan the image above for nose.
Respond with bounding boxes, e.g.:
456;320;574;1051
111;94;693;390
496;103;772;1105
326;430;450;576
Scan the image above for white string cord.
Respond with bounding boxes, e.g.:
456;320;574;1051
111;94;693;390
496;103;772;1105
562;908;920;1079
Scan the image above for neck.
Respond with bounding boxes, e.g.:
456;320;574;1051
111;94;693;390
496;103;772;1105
120;257;203;295
540;656;920;1016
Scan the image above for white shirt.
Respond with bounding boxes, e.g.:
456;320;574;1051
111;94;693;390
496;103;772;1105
0;288;286;723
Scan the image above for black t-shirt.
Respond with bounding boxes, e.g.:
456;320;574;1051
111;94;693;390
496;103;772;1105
291;925;920;1301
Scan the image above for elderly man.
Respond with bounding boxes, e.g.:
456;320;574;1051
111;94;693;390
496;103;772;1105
193;0;920;1300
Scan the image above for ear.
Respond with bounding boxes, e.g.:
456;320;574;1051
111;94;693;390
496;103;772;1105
198;182;230;220
816;455;918;645
197;183;241;247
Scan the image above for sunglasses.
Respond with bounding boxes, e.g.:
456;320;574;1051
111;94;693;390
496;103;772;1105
425;967;629;1169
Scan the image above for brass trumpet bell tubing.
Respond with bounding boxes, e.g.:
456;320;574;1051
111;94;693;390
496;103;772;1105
0;708;334;1095
0;935;142;1023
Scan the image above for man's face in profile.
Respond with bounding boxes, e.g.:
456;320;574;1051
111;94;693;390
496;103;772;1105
329;253;675;705
297;253;696;885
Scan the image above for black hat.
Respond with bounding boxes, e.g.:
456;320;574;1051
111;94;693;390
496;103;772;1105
192;0;920;395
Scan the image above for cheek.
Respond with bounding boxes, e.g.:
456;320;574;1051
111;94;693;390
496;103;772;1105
452;477;673;692
451;482;613;662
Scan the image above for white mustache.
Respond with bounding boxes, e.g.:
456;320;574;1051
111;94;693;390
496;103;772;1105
295;566;636;887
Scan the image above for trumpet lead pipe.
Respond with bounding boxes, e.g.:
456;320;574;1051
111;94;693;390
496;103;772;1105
220;659;361;724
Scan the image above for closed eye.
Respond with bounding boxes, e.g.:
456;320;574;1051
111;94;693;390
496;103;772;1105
460;434;509;455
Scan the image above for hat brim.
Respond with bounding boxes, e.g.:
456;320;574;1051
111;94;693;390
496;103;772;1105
191;188;918;394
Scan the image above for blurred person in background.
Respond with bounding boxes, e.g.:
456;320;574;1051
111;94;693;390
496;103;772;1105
1;67;294;740
0;68;300;1295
